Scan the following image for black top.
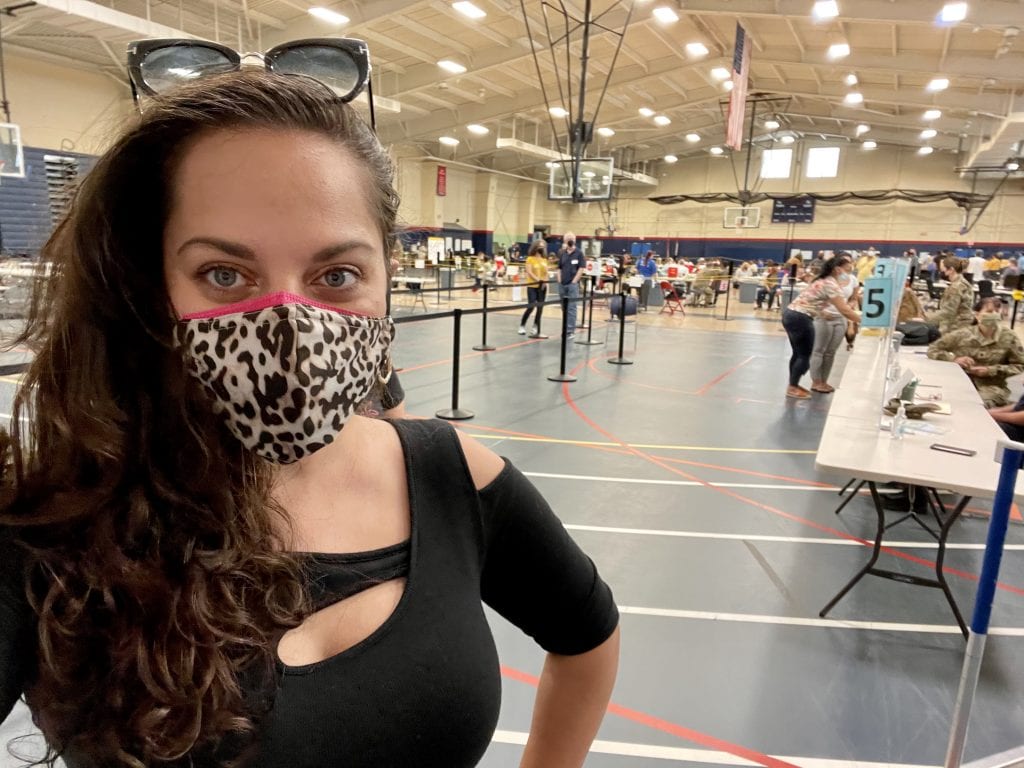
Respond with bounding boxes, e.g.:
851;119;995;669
0;418;618;767
558;247;583;285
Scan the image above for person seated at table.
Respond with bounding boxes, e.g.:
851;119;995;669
927;297;1024;408
756;264;781;309
897;282;927;324
925;256;975;335
988;397;1024;443
689;265;716;307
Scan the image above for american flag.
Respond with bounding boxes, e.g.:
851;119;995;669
725;23;751;151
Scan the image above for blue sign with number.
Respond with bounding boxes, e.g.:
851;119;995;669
862;276;895;328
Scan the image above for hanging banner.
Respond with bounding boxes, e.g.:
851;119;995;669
436;165;447;196
725;24;751;151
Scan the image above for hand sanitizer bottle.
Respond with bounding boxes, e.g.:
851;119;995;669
890;402;907;440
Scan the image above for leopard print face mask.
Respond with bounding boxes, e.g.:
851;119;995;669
174;292;394;464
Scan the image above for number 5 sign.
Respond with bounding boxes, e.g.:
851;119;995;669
861;276;895;328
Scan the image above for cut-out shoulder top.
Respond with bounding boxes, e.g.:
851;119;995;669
0;418;619;767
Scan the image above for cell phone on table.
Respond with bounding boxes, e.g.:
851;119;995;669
930;443;977;457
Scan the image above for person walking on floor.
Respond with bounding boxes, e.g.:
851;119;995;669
636;251;658;311
781;254;862;399
808;252;859;393
557;235;584;337
519;240;549;336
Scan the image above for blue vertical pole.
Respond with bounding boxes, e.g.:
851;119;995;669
944;443;1024;768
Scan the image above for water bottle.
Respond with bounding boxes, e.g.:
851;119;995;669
890;402;907;440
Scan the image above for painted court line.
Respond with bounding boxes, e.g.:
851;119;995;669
526;470;849;492
617;605;1024;636
491;731;937;768
564;524;1024;551
464;432;816;454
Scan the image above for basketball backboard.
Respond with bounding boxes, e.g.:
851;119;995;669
548;157;613;201
0;124;25;178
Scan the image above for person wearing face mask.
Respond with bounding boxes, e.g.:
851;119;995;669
781;255;862;399
808;252;859;393
927;296;1024;407
0;72;620;768
926;256;975;335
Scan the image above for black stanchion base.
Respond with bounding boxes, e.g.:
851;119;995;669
528;333;550;340
435;408;475;420
608;357;634;366
547;374;578;382
471;345;496;352
575;337;602;346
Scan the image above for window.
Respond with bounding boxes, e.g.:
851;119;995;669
760;148;792;179
806;146;841;178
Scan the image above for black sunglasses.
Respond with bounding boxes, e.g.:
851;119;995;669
126;38;374;127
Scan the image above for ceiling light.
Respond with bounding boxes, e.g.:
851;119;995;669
664;154;678;163
652;6;679;23
549;106;569;117
765;119;780;130
639;107;655;117
927;77;950;91
862;140;877;149
923;109;942;120
723;80;735;91
597;127;615;137
855;123;870;135
921;128;938;139
812;0;839;20
781;135;796;144
686;133;701;142
686;42;709;57
1006;161;1020;171
307;7;349;24
709;146;724;155
438;59;467;74
452;1;486;18
711;67;731;81
918;146;934;155
544;161;558;168
582;170;596;178
844;73;858;86
844;92;864;105
467;124;489;135
828;43;851;59
439;136;460;146
653;115;672;126
939;2;968;23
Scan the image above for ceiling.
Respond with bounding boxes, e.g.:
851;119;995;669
2;0;1024;181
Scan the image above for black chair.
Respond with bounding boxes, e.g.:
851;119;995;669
977;280;995;299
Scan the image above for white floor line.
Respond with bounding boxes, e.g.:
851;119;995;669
526;470;847;492
617;605;1024;636
564;524;1024;551
491;730;939;768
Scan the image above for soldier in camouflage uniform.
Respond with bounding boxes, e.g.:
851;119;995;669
927;297;1024;407
689;263;717;306
925;255;975;335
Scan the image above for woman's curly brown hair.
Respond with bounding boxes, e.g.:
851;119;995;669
0;71;399;766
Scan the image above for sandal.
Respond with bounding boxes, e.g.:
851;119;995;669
811;384;835;393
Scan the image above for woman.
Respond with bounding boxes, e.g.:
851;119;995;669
927;296;1024;407
781;255;862;399
0;72;619;767
756;263;780;310
808;252;859;393
518;240;549;335
925;256;975;335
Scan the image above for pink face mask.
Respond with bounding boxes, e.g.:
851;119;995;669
174;292;394;463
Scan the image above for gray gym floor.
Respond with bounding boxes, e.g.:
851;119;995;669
1;303;1022;767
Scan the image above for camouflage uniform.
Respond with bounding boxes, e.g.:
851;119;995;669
927;326;1024;407
689;269;717;306
925;276;975;335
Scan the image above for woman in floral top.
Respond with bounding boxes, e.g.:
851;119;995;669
781;254;862;399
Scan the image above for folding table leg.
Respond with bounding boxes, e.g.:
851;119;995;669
834;479;865;515
820;481;887;618
935;496;971;638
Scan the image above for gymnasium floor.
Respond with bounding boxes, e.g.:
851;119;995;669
1;293;1022;767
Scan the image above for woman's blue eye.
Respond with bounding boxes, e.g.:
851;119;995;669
322;270;351;288
207;268;239;288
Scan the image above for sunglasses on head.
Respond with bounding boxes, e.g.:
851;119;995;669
127;37;375;128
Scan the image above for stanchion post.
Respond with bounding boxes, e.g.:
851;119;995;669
472;284;496;352
548;296;578;383
720;261;734;321
577;276;590;330
576;276;602;346
944;443;1024;768
435;308;475;420
608;289;634;366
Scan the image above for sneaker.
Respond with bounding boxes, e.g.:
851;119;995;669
566;333;575;339
518;325;526;335
531;325;539;335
